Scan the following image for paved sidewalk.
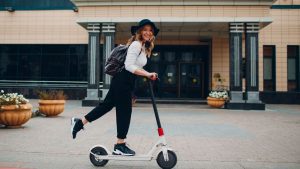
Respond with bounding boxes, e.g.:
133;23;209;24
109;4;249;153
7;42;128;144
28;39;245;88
1;100;300;169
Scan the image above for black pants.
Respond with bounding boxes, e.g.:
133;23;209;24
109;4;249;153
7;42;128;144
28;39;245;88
84;70;136;139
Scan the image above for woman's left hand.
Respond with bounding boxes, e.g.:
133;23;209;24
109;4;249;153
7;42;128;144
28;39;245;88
147;72;158;81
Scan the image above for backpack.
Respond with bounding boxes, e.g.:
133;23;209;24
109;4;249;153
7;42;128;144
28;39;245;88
104;44;141;76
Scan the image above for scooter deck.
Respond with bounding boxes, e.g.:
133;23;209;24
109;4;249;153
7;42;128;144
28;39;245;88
92;153;153;161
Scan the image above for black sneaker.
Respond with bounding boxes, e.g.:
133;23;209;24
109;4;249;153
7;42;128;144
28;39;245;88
113;143;136;156
71;117;84;139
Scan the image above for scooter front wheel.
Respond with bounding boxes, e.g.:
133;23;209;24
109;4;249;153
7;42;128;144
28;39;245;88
156;150;177;169
90;146;109;167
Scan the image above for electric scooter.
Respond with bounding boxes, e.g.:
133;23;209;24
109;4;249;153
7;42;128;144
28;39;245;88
89;79;177;169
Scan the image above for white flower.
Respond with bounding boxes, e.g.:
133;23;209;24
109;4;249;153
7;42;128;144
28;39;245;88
0;92;29;106
209;90;229;100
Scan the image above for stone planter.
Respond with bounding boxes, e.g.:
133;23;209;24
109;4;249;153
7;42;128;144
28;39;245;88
207;97;226;108
39;100;65;117
0;103;32;128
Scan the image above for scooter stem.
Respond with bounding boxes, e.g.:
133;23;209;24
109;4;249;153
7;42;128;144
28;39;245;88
148;80;164;136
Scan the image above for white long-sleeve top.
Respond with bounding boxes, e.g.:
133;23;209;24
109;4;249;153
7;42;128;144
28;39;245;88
125;41;147;73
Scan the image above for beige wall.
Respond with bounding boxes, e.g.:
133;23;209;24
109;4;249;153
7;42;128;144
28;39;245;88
274;0;300;5
78;6;270;18
0;10;87;44
259;8;300;91
211;37;230;89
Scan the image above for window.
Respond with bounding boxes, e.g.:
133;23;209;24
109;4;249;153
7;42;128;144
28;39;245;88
263;45;276;91
0;45;88;81
287;46;300;91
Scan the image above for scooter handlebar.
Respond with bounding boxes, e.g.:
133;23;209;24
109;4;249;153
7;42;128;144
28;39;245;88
149;74;160;82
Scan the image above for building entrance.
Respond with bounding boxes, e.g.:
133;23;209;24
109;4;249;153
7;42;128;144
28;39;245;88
135;45;209;99
179;62;204;98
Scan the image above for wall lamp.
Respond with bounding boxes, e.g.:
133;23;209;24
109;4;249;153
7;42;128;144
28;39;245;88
73;7;78;12
5;7;15;12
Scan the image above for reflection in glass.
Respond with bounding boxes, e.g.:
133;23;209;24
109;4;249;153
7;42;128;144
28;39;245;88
181;52;193;62
180;63;202;98
263;45;276;91
151;52;160;62
288;58;296;80
163;65;176;85
1;54;18;80
18;54;41;80
164;52;176;62
287;46;299;91
263;58;272;80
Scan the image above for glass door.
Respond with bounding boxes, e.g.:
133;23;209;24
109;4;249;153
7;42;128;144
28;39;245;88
134;45;209;99
179;62;204;98
160;52;177;98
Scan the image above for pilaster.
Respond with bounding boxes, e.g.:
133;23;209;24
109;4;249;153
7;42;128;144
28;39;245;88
245;23;261;103
82;23;101;106
229;23;244;103
101;23;116;100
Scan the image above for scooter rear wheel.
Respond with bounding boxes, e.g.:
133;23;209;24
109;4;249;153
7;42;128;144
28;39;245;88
90;146;109;167
156;150;177;169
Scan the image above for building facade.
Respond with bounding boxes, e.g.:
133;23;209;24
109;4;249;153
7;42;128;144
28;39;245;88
0;0;299;104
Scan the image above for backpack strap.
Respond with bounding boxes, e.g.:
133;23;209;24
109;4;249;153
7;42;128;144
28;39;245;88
127;42;142;56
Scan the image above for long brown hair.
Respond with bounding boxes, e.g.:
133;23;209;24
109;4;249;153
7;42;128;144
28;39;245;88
126;27;155;57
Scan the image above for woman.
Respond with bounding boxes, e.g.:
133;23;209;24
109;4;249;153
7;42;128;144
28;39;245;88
71;19;159;156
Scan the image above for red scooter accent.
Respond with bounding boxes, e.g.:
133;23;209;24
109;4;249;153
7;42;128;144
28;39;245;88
158;128;164;136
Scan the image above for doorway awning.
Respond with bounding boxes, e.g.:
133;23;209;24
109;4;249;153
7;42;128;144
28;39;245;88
77;17;272;41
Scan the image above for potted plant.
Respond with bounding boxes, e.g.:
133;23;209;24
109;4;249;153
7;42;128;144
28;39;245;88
0;90;32;128
207;90;229;108
207;73;229;108
37;90;67;117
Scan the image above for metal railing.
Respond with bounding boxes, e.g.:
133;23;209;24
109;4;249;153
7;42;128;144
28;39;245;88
0;80;103;88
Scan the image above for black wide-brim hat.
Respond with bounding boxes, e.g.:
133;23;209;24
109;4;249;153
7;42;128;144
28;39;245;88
131;19;160;36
